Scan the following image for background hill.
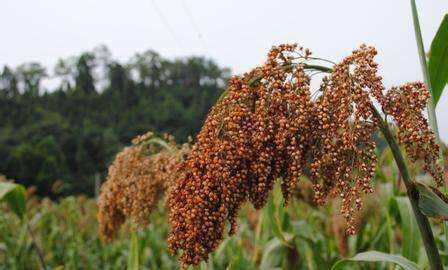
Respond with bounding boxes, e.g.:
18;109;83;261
0;46;229;197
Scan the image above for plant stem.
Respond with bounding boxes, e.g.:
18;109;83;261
410;0;443;157
372;107;443;270
140;137;174;153
247;63;333;88
26;222;47;270
410;0;447;251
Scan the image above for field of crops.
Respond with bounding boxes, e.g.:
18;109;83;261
1;2;447;270
1;148;447;269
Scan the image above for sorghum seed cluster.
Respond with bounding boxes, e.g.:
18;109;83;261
249;44;314;207
98;132;189;241
168;44;314;266
310;45;383;234
165;44;443;267
382;82;443;185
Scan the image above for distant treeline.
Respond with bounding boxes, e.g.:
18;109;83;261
0;45;229;197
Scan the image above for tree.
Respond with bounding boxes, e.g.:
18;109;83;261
0;45;228;196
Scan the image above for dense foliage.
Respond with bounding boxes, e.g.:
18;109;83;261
1;167;446;269
0;46;229;197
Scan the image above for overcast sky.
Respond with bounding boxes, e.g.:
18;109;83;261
1;0;447;141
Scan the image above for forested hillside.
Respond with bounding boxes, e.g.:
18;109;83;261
0;46;228;197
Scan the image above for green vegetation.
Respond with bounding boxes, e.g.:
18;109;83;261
0;47;228;196
1;152;447;269
8;153;448;270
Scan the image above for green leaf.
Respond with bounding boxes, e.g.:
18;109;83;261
266;184;289;244
428;14;448;105
0;182;26;219
259;237;284;269
416;182;448;219
331;251;420;270
298;235;329;270
410;0;432;95
389;197;421;262
127;231;139;270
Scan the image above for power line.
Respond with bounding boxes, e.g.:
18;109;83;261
150;0;183;50
181;0;209;54
181;0;202;39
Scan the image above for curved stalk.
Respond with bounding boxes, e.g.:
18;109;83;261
138;137;174;153
26;221;47;270
372;107;443;270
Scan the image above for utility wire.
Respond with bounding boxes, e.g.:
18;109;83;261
181;0;209;54
150;0;183;50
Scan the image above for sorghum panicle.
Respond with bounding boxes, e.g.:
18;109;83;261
168;44;314;266
167;75;255;266
310;45;383;234
98;132;188;241
250;44;314;207
383;82;443;185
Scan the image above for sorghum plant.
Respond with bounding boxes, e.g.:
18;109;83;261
167;44;444;267
98;132;189;241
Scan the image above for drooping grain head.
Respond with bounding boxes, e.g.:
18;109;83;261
97;131;189;241
167;44;315;267
310;45;384;234
167;43;443;267
382;82;443;185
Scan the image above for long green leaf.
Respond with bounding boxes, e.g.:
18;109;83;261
331;251;420;270
127;231;139;270
259;237;284;269
299;235;329;269
389;197;421;262
410;0;441;143
410;0;431;92
0;182;26;219
428;14;448;105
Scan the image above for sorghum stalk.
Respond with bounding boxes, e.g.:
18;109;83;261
26;220;47;270
373;107;443;270
410;0;447;252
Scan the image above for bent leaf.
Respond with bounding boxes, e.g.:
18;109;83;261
331;251;420;270
0;182;26;219
259;237;284;269
428;14;448;105
416;182;448;219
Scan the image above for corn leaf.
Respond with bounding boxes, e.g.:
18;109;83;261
389;197;421;262
0;182;26;219
428;14;448;105
259;237;284;269
331;251;420;270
